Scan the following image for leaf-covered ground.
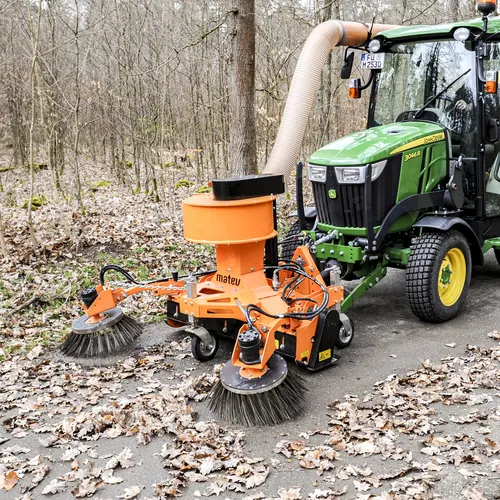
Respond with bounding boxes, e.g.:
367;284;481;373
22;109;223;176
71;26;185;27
0;328;498;499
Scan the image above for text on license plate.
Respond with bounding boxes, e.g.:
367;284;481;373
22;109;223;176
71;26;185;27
360;53;385;70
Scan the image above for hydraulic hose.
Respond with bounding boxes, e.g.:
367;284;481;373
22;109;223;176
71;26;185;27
262;20;399;180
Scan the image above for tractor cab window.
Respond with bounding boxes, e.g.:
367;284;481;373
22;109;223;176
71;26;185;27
483;42;500;216
368;40;476;157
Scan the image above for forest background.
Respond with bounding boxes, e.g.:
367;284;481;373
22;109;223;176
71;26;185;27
0;0;479;354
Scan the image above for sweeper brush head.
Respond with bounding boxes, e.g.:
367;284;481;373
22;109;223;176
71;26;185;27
208;354;307;426
61;308;143;358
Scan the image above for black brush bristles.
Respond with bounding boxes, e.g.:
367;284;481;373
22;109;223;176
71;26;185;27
61;315;143;358
208;369;307;426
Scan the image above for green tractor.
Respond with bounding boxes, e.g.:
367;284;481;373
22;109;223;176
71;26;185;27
290;7;500;324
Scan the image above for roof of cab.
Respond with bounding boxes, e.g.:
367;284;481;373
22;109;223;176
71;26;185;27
374;16;500;42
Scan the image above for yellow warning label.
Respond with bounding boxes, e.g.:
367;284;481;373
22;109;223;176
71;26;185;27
390;132;445;155
319;349;332;362
300;350;310;359
275;339;280;350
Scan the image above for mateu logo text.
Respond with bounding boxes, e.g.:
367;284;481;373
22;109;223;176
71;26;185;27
216;274;241;287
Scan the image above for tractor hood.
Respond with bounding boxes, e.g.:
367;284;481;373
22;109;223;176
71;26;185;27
309;122;446;166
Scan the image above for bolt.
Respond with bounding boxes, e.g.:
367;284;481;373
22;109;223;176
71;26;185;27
261;325;268;332
250;267;254;272
280;344;285;350
339;233;343;237
184;300;187;304
354;242;358;246
335;299;338;304
190;301;193;306
227;268;231;272
375;277;380;282
385;254;390;260
373;240;377;245
321;248;325;253
334;287;338;292
369;283;373;288
339;251;344;256
330;250;335;255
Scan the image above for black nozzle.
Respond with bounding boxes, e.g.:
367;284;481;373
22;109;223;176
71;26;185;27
238;327;262;365
296;161;307;231
172;270;179;281
80;287;98;308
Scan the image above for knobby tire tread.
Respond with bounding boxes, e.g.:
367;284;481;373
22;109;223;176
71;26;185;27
406;230;469;323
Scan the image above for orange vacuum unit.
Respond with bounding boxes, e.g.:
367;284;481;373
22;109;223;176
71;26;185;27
62;175;352;426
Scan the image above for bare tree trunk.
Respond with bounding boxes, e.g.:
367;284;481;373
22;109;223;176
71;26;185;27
228;0;257;177
26;0;43;246
318;0;334;148
448;0;460;22
0;210;7;258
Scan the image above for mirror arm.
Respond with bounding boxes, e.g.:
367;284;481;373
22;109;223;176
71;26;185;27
359;70;376;91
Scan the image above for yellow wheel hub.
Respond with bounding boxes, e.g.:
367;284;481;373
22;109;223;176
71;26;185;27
438;248;466;307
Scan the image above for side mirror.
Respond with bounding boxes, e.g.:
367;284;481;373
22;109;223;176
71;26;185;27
488;118;500;143
341;51;354;80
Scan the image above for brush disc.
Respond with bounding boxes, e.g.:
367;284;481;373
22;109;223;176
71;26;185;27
208;354;307;426
61;310;143;358
71;307;124;334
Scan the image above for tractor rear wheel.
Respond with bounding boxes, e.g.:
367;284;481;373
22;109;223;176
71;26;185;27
280;221;303;261
406;230;471;323
493;248;500;265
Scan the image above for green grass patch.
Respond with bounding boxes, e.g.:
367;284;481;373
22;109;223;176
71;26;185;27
22;194;46;210
195;185;211;194
90;180;111;192
174;179;194;189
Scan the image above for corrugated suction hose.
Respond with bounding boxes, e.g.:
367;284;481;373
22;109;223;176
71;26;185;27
262;20;399;179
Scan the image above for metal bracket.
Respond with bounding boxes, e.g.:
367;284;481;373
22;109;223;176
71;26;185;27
340;260;387;313
184;326;213;346
339;312;352;336
185;275;197;299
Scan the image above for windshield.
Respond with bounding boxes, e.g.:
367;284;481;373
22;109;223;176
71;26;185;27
368;40;476;136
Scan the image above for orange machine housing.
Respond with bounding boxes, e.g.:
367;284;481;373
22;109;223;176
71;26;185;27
82;187;344;371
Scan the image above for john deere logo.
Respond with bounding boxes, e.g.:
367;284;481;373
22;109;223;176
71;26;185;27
328;189;337;199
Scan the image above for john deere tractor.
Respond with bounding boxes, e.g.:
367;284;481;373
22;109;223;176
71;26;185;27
289;6;500;324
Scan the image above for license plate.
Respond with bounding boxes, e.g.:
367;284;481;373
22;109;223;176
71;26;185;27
360;53;385;70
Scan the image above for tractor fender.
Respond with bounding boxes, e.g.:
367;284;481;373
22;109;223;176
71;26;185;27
413;216;483;265
289;206;317;219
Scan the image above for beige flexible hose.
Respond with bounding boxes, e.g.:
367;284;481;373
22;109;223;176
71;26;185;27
262;20;399;179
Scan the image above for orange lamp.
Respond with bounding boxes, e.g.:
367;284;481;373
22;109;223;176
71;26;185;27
477;0;496;15
485;71;498;94
349;78;361;99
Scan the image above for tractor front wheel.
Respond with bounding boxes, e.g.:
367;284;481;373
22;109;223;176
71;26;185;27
406;230;471;323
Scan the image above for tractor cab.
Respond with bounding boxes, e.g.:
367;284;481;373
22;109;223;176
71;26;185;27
366;21;500;216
